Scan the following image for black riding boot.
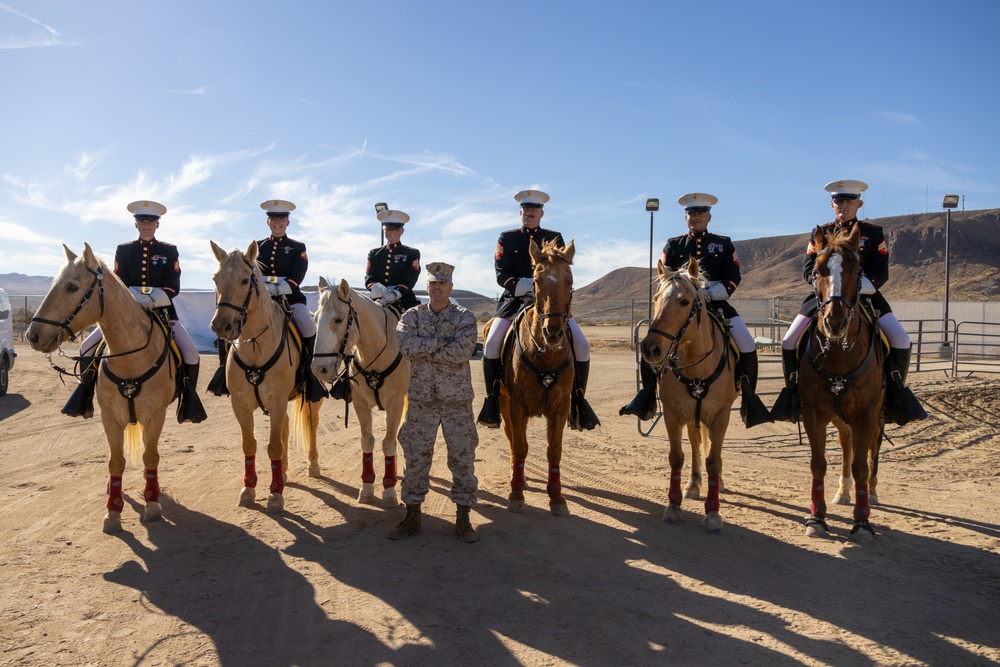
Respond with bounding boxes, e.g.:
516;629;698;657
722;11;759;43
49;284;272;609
619;360;658;420
738;351;774;428
769;348;800;423
476;357;502;428
207;339;229;397
62;355;98;419
177;363;208;424
886;346;927;426
569;359;601;431
301;335;329;403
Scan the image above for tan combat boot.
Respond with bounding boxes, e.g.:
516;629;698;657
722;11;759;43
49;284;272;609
455;504;479;543
387;503;421;540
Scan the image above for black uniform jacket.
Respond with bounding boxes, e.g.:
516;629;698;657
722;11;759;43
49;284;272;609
493;226;565;319
114;238;181;320
799;219;891;315
662;231;742;319
256;235;308;306
365;242;421;310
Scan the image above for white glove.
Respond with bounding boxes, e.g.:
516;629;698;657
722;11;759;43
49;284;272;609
700;281;730;302
860;276;876;295
265;282;280;297
134;293;155;309
513;277;534;297
368;283;387;300
382;288;401;304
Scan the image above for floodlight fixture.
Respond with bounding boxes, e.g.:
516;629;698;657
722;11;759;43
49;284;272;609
942;195;959;209
646;198;660;212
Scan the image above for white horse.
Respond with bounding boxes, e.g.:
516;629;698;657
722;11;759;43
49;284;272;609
312;277;410;507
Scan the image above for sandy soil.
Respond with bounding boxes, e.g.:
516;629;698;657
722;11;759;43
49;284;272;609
1;336;999;667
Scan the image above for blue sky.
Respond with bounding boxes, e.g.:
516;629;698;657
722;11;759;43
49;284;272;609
2;1;998;297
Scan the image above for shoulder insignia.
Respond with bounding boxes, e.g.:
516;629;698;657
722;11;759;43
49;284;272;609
412;259;420;271
877;240;888;255
300;251;308;261
806;241;816;254
495;242;504;260
732;249;740;266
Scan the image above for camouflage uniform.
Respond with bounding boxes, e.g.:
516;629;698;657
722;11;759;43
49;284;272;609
396;300;480;506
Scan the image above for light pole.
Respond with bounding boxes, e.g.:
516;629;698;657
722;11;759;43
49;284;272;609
941;194;959;355
375;202;389;245
645;198;659;319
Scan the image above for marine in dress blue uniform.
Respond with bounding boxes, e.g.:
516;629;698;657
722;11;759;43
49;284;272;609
365;209;421;311
772;179;925;425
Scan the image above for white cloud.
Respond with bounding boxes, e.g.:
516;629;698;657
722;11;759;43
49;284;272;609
65;148;114;182
870;111;920;126
0;3;77;49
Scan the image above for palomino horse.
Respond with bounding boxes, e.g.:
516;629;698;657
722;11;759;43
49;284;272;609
26;244;177;533
486;238;576;515
209;241;322;513
311;276;410;507
798;224;884;539
640;257;737;532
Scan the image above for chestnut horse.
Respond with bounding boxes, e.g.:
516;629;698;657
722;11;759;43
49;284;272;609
485;239;576;515
26;244;178;533
311;276;410;507
640;257;737;532
798;224;884;539
209;241;322;514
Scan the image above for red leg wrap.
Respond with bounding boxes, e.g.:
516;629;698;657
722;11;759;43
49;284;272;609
269;459;284;495
546;466;562;498
107;475;124;513
244;456;257;488
705;474;720;514
383;455;397;488
362;453;376;484
511;458;526;490
668;469;683;506
810;478;826;517
854;483;870;522
144;469;160;503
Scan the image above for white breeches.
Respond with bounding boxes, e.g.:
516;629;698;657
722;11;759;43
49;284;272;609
290;303;316;338
82;321;200;365
484;316;590;361
782;312;910;350
729;316;756;354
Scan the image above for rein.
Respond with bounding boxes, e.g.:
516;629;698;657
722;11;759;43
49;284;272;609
101;319;172;425
214;259;260;337
232;323;289;416
513;306;571;416
31;264;106;342
805;315;879;422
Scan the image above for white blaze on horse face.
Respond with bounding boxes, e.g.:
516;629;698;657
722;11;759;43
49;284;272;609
826;254;844;299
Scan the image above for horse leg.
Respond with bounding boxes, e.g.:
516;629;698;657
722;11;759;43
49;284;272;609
545;410;570;517
380;397;404;508
265;403;287;514
100;417;128;534
833;421;853;505
869;425;883;505
233;399;258;508
356;396;378;504
303;398;322;478
662;420;686;524
684;422;703;500
139;412;166;524
850;413;880;541
703;416;730;533
804;418;831;537
507;400;529;513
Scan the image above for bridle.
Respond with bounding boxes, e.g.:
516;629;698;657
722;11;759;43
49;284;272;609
214;258;261;340
30;264;105;342
647;277;708;370
812;246;863;351
313;292;357;370
525;261;573;353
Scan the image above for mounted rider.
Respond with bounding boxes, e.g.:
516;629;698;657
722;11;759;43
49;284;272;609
365;208;421;316
64;200;207;423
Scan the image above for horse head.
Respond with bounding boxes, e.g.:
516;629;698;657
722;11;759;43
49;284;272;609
528;238;575;348
312;276;356;382
811;224;862;341
209;240;262;341
641;257;703;369
26;243;106;353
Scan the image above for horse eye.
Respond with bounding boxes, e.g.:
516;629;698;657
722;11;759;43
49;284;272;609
67;284;79;293
334;317;344;324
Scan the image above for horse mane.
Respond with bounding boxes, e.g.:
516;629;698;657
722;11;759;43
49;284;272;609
655;264;700;301
536;238;574;266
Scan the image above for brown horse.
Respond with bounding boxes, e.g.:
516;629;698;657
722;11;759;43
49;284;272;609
640;257;737;532
798;224;884;539
209;241;322;514
25;244;178;533
485;238;576;515
311;276;410;507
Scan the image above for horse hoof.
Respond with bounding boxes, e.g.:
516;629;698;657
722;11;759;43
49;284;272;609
833;493;851;505
684;488;701;500
143;502;163;523
381;488;399;508
550;497;570;516
805;524;829;538
358;483;376;504
308;462;321;478
662;505;683;524
103;511;122;534
266;493;284;514
507;500;525;513
869;494;879;505
239;487;256;507
704;512;724;533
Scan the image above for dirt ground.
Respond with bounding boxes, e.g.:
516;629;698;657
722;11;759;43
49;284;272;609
1;333;999;667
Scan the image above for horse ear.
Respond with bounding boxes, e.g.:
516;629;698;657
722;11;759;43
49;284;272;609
656;258;668;278
528;239;543;265
846;222;862;250
210;240;228;262
82;243;100;271
563;239;575;263
812;226;826;250
245;241;259;264
686;256;699;280
338;278;350;299
318;276;329;291
63;244;78;262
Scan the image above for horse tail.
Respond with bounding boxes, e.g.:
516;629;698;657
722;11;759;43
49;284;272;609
123;422;144;465
290;394;312;455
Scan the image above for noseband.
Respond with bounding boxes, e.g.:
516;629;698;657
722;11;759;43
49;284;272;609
215;259;260;336
313;293;357;366
812;246;862;348
30;264;106;341
647;280;703;362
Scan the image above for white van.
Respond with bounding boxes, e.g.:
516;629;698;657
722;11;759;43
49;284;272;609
0;288;15;396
